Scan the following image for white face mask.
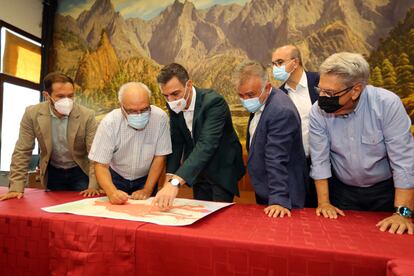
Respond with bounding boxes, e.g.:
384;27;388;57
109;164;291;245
167;82;190;114
52;98;74;116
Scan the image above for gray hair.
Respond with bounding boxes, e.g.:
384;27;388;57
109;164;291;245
118;82;152;103
320;52;370;86
233;61;268;88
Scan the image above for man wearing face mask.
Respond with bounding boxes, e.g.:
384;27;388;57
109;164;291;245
89;82;172;205
0;72;100;201
235;61;307;218
152;63;245;210
272;45;320;208
310;52;414;234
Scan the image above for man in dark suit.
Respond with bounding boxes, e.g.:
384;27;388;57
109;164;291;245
272;45;320;207
235;61;307;218
152;63;245;209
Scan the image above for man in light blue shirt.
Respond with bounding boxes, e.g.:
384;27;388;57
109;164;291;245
310;52;414;235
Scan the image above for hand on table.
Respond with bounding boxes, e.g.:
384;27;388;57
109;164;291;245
131;188;152;200
151;183;179;211
108;189;129;205
376;214;413;235
316;202;345;219
0;191;23;201
80;188;104;197
264;204;291;218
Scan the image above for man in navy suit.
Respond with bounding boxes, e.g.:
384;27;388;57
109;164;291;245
234;61;307;218
272;45;320;207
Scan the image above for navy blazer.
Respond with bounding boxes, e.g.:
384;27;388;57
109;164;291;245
279;71;320;104
246;88;307;209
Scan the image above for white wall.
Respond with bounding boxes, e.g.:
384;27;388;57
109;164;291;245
0;0;43;37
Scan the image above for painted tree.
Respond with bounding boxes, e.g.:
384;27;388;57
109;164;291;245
381;59;397;92
408;28;414;64
396;52;414;98
370;66;384;87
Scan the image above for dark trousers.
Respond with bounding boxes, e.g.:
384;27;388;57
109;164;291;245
329;174;395;212
109;167;156;196
192;175;234;203
255;194;267;205
255;158;316;207
47;165;88;191
305;158;318;208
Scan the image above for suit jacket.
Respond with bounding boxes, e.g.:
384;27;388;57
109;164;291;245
166;88;245;196
279;71;320;104
8;101;98;192
247;88;307;209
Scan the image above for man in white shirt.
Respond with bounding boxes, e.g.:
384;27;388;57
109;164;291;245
272;45;320;207
89;82;172;205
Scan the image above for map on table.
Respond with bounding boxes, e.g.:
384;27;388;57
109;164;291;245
41;197;233;226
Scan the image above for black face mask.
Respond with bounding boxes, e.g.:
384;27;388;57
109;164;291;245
318;96;342;113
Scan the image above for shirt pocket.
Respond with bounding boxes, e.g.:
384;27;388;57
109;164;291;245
361;131;386;160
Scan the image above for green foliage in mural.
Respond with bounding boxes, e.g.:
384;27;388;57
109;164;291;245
369;8;414;125
396;52;414;98
369;66;383;87
381;59;397;92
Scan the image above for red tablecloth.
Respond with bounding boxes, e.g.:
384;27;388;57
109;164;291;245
0;187;145;275
387;259;414;276
1;187;413;276
135;205;414;276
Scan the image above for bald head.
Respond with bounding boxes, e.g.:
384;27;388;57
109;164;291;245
118;82;151;113
272;45;303;66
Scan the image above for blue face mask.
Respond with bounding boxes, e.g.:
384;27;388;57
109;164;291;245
240;86;267;113
273;65;291;82
127;112;150;129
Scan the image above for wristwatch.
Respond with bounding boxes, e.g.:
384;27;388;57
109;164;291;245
168;178;181;187
394;206;413;218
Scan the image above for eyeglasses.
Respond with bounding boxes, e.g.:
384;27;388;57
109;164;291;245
121;105;151;115
315;85;355;98
270;58;295;67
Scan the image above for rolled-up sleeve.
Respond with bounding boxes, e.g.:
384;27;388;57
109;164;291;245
309;103;332;180
382;96;414;189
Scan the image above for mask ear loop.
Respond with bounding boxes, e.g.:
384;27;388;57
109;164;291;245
259;83;271;104
286;59;297;74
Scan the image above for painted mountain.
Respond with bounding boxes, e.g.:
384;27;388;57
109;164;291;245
52;0;414;138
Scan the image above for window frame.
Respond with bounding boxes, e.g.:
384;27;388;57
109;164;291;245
0;20;42;172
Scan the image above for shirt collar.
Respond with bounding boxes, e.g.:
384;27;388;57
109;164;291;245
284;69;308;91
353;85;368;114
185;86;196;112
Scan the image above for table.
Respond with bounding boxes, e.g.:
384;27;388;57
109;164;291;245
0;187;413;276
0;188;145;275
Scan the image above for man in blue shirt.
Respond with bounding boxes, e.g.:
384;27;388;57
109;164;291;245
310;52;414;234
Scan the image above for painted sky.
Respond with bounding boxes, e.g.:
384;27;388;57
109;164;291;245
58;0;249;20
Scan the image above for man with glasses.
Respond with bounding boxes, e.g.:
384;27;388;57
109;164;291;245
89;82;172;204
271;45;320;207
310;52;414;234
152;63;245;210
0;72;99;201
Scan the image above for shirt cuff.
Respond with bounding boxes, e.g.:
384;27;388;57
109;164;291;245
393;171;414;189
310;164;332;180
